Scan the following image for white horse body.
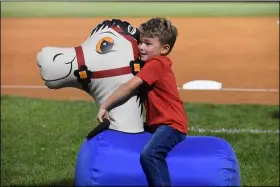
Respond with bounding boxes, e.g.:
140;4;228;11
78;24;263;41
90;76;143;133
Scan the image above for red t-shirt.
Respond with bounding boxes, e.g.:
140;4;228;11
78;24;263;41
136;56;188;134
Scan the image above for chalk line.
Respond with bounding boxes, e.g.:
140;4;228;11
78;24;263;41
217;88;278;92
1;84;278;134
190;127;279;134
177;87;279;92
1;85;47;89
1;85;279;92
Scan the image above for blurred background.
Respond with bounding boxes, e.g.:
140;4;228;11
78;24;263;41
1;2;279;186
1;2;279;104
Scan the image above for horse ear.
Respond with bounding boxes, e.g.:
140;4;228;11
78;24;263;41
127;24;140;43
127;25;137;35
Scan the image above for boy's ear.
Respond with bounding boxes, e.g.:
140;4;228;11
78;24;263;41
160;44;170;55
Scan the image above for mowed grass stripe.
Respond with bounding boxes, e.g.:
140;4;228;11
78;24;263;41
1;95;279;186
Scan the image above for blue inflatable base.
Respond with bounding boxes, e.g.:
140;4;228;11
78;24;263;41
75;130;240;186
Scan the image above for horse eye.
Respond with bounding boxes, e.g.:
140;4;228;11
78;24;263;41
96;37;114;54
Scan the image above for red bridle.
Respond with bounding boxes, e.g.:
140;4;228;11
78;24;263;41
74;26;138;79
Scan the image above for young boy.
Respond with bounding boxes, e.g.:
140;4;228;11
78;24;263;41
98;17;188;186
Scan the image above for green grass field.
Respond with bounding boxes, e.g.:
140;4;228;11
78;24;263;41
1;95;279;186
1;2;279;186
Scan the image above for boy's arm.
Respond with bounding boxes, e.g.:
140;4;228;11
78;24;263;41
98;76;143;122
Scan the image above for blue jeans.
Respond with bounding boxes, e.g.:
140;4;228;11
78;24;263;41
140;125;186;186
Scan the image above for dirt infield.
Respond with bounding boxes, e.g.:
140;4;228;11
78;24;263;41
1;17;279;105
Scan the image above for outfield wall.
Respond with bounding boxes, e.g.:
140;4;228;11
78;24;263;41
1;2;279;17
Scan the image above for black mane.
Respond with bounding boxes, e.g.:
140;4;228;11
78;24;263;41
90;19;140;42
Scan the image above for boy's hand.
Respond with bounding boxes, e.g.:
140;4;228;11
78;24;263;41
97;108;109;123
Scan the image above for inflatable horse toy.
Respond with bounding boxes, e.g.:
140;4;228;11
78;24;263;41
37;19;241;186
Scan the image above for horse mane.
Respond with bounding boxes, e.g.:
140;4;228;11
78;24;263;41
90;19;140;42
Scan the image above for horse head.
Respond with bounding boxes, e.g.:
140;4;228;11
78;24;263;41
37;19;144;133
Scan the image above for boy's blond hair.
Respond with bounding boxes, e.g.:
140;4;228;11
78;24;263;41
139;17;178;55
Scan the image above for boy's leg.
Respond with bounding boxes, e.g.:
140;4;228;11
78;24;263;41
140;125;186;186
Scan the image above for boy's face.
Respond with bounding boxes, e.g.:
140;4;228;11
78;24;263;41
138;35;170;61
